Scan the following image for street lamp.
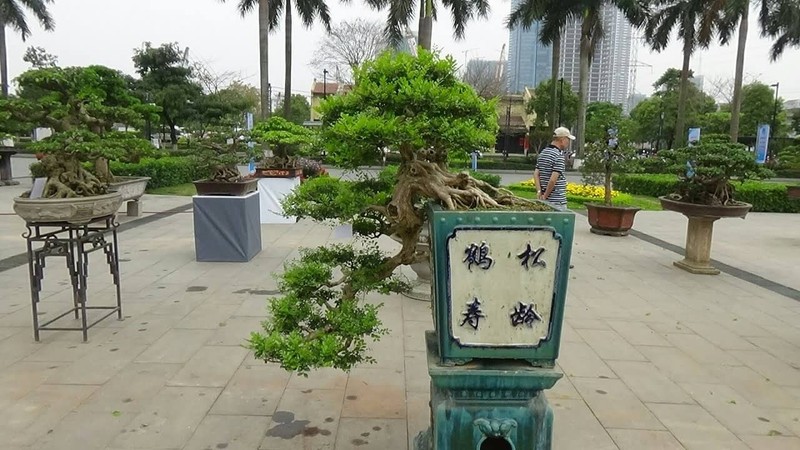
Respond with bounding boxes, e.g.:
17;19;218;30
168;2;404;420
770;82;780;134
323;69;328;98
558;78;564;126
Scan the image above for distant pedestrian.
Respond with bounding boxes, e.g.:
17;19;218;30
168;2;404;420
534;127;574;210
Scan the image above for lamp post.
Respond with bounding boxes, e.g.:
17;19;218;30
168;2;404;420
656;110;665;153
323;69;328;98
504;104;511;158
558;78;564;126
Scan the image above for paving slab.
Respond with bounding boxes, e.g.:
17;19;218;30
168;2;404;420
0;196;798;448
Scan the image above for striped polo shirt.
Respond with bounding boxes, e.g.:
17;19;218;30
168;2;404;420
536;144;567;205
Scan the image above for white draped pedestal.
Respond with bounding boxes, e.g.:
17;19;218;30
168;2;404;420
257;177;300;224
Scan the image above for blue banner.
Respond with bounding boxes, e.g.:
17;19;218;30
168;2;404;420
687;128;701;146
755;123;770;164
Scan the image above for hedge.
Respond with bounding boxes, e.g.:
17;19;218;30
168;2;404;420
614;173;800;213
109;157;210;189
30;156;210;190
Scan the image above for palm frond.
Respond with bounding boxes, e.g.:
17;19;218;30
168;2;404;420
18;0;54;30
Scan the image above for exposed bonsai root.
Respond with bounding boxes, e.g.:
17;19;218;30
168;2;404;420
30;155;108;199
209;165;242;183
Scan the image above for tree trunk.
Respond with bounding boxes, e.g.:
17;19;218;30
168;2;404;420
575;17;591;159
417;0;433;51
258;0;270;119
283;0;293;119
729;6;748;143
549;36;561;128
604;163;612;206
0;24;9;97
674;37;693;148
169;124;178;145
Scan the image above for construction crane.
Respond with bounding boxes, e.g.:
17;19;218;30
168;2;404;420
403;26;418;56
627;32;652;113
495;43;506;83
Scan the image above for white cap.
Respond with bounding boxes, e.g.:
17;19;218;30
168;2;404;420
554;127;576;140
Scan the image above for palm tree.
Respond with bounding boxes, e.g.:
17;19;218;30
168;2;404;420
222;0;271;119
727;0;799;142
644;0;730;148
366;0;489;51
0;0;54;97
507;0;579;128
574;0;647;157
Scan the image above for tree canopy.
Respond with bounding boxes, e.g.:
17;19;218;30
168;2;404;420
527;78;579;129
276;93;312;125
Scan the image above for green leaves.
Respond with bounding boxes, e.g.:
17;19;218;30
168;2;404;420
318;50;497;169
248;244;408;374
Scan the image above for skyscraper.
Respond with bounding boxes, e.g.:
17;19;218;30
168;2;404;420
560;5;633;108
506;0;553;94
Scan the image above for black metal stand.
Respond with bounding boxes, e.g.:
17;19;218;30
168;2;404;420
23;215;123;341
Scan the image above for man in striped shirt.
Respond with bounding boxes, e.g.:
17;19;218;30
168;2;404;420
534;127;574;210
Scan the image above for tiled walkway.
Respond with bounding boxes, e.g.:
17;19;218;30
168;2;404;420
0;185;798;449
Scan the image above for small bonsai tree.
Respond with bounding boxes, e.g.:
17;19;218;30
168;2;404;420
194;128;260;183
0;65;159;196
580;128;638;206
660;134;773;205
251;116;316;169
248;50;546;374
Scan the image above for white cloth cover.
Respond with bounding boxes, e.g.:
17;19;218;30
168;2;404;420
257;177;300;224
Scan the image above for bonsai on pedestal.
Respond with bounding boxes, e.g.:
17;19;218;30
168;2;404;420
659;136;772;274
250;116;316;178
581;131;640;236
193;133;260;196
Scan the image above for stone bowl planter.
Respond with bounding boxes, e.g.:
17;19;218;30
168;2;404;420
109;176;150;202
787;185;800;200
659;196;752;275
585;203;641;236
193;178;258;196
13;192;123;224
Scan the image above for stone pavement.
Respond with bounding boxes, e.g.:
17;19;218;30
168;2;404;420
0;186;798;449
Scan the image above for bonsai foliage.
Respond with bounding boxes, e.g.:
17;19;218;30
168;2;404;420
1;65;159;196
194;130;260;183
249;50;547;374
251;116;317;168
580;129;638;206
660;135;773;205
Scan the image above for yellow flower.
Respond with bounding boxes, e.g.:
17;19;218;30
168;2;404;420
518;179;618;199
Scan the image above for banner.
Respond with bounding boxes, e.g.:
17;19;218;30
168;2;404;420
755;123;770;164
687;128;701;146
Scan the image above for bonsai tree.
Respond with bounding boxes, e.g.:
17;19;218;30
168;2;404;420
0;65;159;195
660;134;773;206
251;116;316;169
580;128;638;206
248;50;546;374
194;129;260;183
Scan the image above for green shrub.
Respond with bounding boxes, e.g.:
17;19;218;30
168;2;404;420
775;169;800;178
29;161;46;178
614;173;800;213
613;174;677;198
110;156;210;189
468;170;501;187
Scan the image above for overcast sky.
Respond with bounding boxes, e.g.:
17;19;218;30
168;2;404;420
5;0;799;102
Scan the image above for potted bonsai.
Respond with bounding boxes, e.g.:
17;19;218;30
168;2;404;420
247;50;558;374
659;135;772;274
2;65;158;222
250;116;316;178
581;129;641;236
192;133;260;196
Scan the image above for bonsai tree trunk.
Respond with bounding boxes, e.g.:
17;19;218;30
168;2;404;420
604;161;612;206
258;0;270;119
283;0;293;119
94;157;113;184
549;37;561;127
729;7;748;143
674;38;693;148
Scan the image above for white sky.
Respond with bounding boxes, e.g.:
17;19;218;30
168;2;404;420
5;0;799;101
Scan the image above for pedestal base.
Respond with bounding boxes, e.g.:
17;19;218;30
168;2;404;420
675;216;720;276
416;331;560;450
402;278;432;302
193;192;261;262
257;177;300;224
673;259;720;275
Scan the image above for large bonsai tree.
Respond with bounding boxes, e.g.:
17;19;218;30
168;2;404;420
248;50;545;374
660;134;772;205
250;116;316;168
0;65;158;197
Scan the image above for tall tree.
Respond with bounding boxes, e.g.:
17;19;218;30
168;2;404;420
527;77;579;128
133;42;202;145
739;81;786;137
365;0;489;51
462;59;506;99
726;0;800;142
507;0;576;131
310;19;387;84
645;0;732;148
276;93;311;125
221;0;271;119
0;0;54;97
